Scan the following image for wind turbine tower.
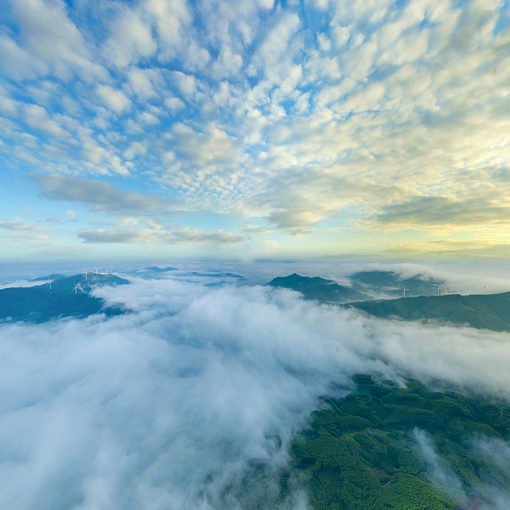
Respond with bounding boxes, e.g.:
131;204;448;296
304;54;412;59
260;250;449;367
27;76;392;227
73;283;84;294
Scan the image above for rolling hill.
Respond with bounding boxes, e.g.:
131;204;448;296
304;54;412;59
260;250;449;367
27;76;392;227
349;270;444;298
282;375;510;510
349;292;510;332
268;273;368;303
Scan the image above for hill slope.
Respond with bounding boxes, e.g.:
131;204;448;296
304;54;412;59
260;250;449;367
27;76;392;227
0;273;129;323
283;375;510;510
349;292;510;332
269;273;367;303
350;270;444;298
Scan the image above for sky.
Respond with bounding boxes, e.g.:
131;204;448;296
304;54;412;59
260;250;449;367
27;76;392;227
1;0;509;262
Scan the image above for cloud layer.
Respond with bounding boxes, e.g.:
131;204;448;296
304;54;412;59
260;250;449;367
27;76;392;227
1;275;510;509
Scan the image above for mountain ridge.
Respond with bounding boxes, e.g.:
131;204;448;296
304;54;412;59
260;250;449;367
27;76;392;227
268;273;368;303
0;273;129;323
347;291;510;332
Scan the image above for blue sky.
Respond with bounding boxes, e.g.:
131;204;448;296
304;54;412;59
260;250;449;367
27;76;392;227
1;0;509;261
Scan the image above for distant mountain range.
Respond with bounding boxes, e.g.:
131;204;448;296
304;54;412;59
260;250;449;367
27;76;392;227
5;269;509;333
268;271;443;304
131;266;245;281
0;273;129;323
268;271;510;332
133;266;178;274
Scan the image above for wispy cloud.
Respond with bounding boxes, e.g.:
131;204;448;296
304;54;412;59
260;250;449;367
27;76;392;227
33;174;171;214
78;227;244;245
0;220;45;231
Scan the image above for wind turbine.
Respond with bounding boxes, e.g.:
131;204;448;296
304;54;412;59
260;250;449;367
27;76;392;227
83;271;88;280
436;284;440;296
402;285;408;299
73;283;84;294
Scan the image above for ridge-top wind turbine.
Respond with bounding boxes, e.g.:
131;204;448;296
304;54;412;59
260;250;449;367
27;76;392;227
73;283;84;294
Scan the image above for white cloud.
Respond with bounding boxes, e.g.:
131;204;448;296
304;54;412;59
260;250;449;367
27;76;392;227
127;67;159;99
258;0;275;9
6;0;105;81
0;34;47;80
171;71;197;98
124;141;147;160
0;88;19;116
169;123;240;167
164;96;185;111
211;46;243;78
144;0;191;60
139;111;160;125
96;85;131;113
249;13;301;80
104;7;157;68
24;104;67;138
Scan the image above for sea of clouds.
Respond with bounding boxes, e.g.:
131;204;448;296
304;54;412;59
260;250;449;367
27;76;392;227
1;271;510;509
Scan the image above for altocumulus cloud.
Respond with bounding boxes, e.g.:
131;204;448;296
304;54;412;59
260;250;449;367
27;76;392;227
1;277;510;509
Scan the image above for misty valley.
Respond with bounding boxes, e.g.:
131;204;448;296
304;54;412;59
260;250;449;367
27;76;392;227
0;265;509;509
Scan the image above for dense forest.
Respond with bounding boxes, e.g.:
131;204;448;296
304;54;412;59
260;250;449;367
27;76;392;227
282;376;510;509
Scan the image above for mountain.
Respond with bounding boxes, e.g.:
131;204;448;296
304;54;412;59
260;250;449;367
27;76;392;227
46;272;129;292
0;273;129;323
268;271;446;305
348;291;510;332
136;266;178;274
30;273;65;281
268;273;367;303
282;375;510;510
185;271;245;278
350;270;444;298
